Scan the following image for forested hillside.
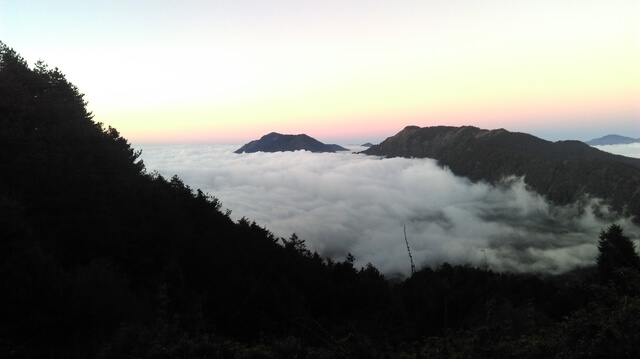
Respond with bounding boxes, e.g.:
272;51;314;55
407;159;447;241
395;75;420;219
2;42;640;358
364;125;640;223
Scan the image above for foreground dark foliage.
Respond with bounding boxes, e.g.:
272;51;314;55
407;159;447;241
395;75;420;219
2;42;640;358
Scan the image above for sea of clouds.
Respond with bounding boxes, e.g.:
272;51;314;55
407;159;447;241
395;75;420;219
137;143;639;277
593;143;640;159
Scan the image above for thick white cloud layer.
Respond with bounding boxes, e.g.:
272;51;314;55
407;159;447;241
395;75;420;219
593;143;640;159
138;144;639;277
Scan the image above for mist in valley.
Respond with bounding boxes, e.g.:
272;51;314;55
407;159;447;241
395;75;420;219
139;143;639;277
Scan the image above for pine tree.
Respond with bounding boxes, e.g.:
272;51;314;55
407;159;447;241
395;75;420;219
596;224;640;284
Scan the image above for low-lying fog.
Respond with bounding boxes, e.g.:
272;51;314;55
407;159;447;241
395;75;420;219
138;143;639;277
593;143;640;159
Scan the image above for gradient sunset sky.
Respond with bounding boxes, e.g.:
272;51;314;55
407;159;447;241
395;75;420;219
2;0;639;144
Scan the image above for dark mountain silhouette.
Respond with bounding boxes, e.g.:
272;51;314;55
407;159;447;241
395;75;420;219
361;142;374;147
235;132;348;153
364;125;640;221
326;143;350;152
586;134;640;146
0;41;385;356
4;42;640;358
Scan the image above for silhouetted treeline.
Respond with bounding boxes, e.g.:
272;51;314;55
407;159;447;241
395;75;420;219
2;42;640;358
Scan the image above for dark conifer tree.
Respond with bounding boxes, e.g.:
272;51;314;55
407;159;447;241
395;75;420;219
597;224;640;283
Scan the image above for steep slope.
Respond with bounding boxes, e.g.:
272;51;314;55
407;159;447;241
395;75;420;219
4;43;640;358
364;126;640;220
0;42;385;356
235;132;348;153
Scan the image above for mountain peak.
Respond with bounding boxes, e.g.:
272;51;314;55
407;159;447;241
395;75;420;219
364;125;640;222
585;134;640;146
235;133;348;153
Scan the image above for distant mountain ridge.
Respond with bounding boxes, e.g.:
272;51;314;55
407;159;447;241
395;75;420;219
235;132;349;153
364;125;640;222
585;134;640;146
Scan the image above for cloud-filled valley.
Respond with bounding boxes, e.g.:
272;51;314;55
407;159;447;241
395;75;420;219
139;144;639;277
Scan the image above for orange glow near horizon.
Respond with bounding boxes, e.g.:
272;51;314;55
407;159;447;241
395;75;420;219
7;1;636;144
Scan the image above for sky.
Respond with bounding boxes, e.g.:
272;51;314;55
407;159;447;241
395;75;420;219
2;0;639;144
139;143;640;276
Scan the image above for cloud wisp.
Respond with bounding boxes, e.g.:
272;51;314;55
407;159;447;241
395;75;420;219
139;144;639;277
